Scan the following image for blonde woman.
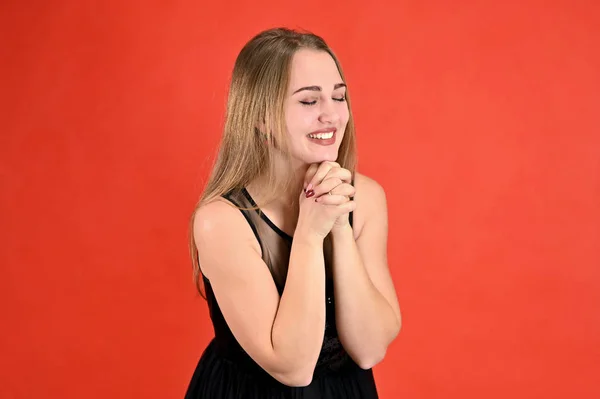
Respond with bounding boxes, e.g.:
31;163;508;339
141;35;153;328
185;28;401;398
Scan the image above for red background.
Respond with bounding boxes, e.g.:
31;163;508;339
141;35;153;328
1;1;599;398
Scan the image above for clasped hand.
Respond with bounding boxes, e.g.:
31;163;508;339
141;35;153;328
303;161;355;230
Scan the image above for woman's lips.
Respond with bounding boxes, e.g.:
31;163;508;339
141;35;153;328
307;128;336;146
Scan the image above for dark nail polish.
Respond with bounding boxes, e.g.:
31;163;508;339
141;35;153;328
305;190;315;198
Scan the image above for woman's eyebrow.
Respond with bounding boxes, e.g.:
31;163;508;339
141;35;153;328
292;83;346;94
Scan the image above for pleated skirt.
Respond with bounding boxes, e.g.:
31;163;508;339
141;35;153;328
184;339;379;399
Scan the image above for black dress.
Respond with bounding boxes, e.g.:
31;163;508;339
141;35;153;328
184;188;378;398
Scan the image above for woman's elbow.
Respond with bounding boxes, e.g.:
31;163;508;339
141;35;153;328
283;373;313;387
270;363;316;387
356;348;387;370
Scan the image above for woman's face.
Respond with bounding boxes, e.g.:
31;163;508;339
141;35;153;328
282;49;349;165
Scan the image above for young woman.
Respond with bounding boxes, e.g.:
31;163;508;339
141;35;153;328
185;27;401;398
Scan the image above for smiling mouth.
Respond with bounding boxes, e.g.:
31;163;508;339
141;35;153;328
307;128;336;140
306;129;337;146
307;131;335;140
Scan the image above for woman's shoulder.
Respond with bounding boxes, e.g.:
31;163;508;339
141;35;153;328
194;196;257;243
194;196;240;229
352;172;388;238
354;172;387;202
193;196;262;278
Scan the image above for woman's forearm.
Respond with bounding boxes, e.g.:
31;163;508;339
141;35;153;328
331;225;400;369
270;233;326;384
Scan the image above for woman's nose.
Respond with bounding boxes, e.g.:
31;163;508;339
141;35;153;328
318;100;340;124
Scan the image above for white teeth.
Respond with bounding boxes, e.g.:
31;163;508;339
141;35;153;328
308;131;334;139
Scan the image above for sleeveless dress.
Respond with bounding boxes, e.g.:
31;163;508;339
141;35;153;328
184;187;379;398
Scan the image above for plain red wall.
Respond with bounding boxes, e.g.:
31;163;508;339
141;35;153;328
1;1;599;398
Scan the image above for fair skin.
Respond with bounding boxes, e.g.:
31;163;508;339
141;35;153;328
193;49;401;387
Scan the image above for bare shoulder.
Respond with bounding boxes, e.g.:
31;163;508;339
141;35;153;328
193;198;244;237
354;172;386;201
193;197;261;279
353;172;388;237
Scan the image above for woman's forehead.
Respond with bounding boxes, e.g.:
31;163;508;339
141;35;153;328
288;49;343;91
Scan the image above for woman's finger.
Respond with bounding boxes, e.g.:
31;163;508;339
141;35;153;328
303;163;320;190
315;181;355;198
314;194;350;205
305;161;340;191
322;167;352;185
312;177;344;198
327;183;356;198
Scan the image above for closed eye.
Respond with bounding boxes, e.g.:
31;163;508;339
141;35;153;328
300;97;346;106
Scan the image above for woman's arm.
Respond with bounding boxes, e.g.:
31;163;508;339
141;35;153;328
194;199;326;386
331;173;401;369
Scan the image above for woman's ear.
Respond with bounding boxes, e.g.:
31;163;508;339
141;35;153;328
256;117;267;133
255;126;269;142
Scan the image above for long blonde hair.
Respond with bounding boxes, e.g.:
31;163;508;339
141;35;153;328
189;27;357;295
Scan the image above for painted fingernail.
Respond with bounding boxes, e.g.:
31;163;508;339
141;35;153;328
305;190;315;198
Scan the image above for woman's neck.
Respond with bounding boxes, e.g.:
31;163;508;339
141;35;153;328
248;155;309;212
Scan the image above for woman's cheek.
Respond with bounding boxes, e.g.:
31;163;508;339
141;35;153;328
302;113;316;126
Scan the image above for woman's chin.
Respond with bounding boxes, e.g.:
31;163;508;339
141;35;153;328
288;150;340;167
305;152;339;165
